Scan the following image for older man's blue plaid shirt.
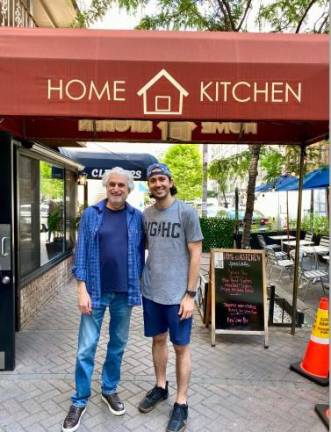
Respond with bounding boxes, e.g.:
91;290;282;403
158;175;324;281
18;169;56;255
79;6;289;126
73;199;144;307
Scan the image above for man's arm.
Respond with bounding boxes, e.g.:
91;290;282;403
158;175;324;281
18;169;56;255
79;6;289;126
178;241;202;320
73;211;92;314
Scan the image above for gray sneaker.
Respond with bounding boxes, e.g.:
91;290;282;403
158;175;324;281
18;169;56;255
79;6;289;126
62;405;86;432
138;381;169;413
166;403;188;432
102;392;125;415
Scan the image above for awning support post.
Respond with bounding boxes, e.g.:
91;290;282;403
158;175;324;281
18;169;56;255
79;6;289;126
291;143;306;335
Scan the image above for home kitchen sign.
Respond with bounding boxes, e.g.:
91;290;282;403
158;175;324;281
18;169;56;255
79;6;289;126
46;68;303;120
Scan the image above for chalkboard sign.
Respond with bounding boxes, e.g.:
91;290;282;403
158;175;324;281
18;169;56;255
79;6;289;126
210;248;268;347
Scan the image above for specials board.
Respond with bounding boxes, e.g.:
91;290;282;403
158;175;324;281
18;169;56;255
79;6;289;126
210;249;268;348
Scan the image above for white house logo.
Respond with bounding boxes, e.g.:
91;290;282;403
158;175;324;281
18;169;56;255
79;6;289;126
137;69;189;115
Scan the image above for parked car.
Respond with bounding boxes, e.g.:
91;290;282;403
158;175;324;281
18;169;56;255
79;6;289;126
220;209;270;230
194;199;220;217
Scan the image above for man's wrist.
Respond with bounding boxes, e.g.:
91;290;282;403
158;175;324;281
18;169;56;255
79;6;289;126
77;281;87;290
185;289;196;298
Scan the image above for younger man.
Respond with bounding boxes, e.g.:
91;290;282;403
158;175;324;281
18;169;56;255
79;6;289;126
138;163;203;432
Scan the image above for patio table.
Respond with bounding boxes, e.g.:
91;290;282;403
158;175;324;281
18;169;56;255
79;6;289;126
291;245;329;270
282;239;315;248
268;235;295;250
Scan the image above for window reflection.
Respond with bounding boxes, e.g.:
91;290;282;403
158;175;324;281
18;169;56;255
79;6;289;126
40;161;65;265
65;170;77;250
18;156;39;276
18;154;76;280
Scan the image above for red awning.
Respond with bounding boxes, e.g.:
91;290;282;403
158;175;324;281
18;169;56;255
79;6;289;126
0;28;328;145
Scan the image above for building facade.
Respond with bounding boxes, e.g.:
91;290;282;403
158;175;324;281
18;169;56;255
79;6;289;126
0;0;81;370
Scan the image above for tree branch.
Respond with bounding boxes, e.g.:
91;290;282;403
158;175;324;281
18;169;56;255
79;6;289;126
295;0;318;33
221;0;236;30
316;12;329;33
236;0;252;31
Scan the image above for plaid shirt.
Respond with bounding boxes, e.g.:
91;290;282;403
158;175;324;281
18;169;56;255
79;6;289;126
73;199;144;307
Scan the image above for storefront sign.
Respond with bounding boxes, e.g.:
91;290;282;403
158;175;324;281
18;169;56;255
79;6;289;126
0;28;327;122
47;70;302;117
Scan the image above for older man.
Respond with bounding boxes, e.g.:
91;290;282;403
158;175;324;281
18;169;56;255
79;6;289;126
62;167;144;432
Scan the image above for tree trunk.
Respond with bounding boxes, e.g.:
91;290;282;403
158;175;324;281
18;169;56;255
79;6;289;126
310;189;314;232
241;144;261;248
202;144;208;218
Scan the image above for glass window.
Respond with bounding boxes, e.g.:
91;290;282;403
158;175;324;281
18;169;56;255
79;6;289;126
18;153;76;280
65;170;77;250
40;161;65;266
18;156;40;277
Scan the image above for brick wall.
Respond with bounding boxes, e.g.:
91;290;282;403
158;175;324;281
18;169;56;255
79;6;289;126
20;256;73;328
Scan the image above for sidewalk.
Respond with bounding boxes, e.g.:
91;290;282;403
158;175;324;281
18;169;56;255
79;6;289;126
0;278;328;432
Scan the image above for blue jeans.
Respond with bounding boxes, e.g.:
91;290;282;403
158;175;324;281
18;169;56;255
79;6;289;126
72;292;132;407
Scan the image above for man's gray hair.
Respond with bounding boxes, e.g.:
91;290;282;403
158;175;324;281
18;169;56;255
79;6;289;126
102;167;134;192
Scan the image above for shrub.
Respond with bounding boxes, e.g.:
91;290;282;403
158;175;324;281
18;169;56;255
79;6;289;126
200;217;236;252
301;214;329;236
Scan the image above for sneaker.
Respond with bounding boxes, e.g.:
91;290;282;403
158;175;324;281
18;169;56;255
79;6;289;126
138;381;169;413
102;392;125;416
62;405;86;432
166;403;188;432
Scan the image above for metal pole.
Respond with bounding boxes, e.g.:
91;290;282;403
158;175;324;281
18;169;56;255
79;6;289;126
286;191;290;257
291;144;306;335
235;187;239;248
84;182;88;209
202;144;208;218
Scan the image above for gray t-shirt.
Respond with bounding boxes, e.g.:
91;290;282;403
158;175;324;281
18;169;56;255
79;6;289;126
142;200;203;305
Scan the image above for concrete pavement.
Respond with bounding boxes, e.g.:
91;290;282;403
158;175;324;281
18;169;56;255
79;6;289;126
0;278;328;432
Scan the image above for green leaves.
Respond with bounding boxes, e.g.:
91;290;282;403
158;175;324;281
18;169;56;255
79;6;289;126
199;217;236;251
162;144;202;200
258;0;329;33
74;0;328;34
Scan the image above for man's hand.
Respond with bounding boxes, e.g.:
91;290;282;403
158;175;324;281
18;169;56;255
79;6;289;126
77;281;92;315
178;295;195;320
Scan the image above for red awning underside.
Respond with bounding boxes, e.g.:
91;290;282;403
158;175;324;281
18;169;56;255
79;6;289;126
0;28;328;145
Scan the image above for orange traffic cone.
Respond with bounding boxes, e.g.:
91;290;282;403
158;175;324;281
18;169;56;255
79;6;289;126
290;297;329;386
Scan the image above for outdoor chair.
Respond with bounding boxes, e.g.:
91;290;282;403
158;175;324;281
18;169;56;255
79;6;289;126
319;236;329;246
257;234;281;252
318;236;329;251
267;248;294;280
298;253;328;299
304;232;314;243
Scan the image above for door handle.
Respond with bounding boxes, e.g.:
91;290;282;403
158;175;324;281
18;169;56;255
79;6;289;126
1;237;9;257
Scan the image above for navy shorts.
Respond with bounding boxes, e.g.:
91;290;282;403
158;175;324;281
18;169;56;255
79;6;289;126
142;297;193;346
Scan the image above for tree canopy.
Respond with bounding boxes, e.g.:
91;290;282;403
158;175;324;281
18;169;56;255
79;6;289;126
162;144;202;201
209;145;323;188
75;0;329;33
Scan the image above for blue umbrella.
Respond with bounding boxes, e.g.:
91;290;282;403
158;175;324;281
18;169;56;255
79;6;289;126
277;166;329;191
255;175;297;192
255;182;272;192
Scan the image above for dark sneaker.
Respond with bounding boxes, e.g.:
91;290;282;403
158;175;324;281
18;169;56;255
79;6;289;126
166;403;188;432
62;405;86;432
138;381;169;413
102;392;125;416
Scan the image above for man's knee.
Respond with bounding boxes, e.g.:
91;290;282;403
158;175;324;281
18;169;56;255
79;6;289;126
173;343;190;356
152;332;168;346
